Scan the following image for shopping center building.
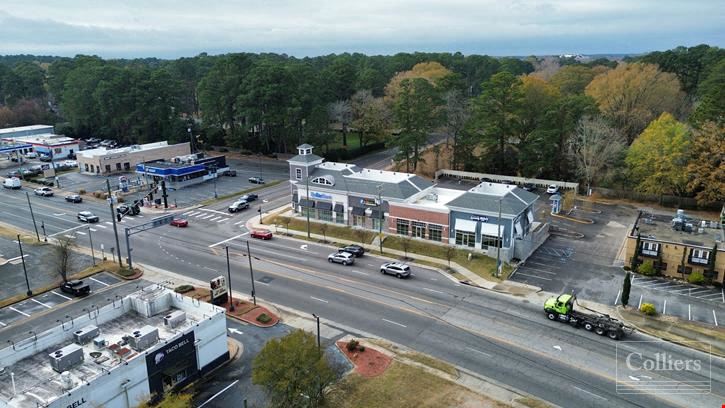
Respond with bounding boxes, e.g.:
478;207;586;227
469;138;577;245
288;144;548;262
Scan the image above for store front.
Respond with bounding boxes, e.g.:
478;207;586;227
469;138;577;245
146;332;198;396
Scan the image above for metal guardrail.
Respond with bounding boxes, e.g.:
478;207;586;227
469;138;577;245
434;169;579;191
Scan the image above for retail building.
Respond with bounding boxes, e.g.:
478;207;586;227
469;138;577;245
77;141;191;176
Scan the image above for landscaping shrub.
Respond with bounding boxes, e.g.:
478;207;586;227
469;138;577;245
623;265;631;271
78;188;86;194
174;284;194;293
687;271;706;285
117;196;125;203
640;303;657;316
257;313;272;324
346;339;359;352
357;345;365;352
638;261;656;276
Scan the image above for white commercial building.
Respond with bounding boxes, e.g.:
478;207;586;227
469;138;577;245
1;128;79;160
0;285;229;408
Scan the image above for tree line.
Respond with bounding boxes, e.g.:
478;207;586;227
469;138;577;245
0;45;722;205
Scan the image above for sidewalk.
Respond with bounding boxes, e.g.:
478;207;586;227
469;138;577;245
249;205;541;295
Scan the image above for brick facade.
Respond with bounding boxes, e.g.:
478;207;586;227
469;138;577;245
388;204;449;242
624;236;724;283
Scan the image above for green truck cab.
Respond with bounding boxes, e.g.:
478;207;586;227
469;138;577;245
544;293;629;340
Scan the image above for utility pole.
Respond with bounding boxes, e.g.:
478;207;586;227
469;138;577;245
495;198;502;278
160;179;168;209
247;241;256;305
88;226;96;266
306;176;311;239
41;221;47;242
377;185;383;254
212;165;218;198
107;179;123;268
17;235;31;296
312;313;321;355
125;228;133;269
25;192;40;242
225;246;235;312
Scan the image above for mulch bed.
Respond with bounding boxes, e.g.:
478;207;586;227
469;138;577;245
336;340;393;378
239;305;279;327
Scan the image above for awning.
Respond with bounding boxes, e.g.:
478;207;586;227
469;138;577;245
299;199;315;208
454;219;477;233
480;222;503;237
316;201;332;211
370;208;384;219
334;203;344;213
351;207;366;216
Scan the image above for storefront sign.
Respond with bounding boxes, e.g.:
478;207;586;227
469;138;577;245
360;197;379;206
470;215;489;222
146;331;196;372
310;191;332;200
66;397;87;408
210;276;227;300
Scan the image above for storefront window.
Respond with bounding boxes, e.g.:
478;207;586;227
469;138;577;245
372;218;382;231
353;215;365;227
335;213;346;224
318;209;332;222
481;234;501;249
412;221;426;238
428;225;442;241
455;231;475;247
396;219;409;235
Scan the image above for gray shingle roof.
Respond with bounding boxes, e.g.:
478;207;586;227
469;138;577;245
447;192;529;216
287;153;323;164
297;143;314;149
305;167;433;200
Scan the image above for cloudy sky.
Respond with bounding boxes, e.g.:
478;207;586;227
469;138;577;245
0;1;722;58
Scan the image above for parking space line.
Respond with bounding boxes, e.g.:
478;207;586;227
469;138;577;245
518;267;557;275
638;295;643;309
9;307;30;317
89;277;110;286
688;304;691;320
614;290;621;306
662;299;667;315
51;291;72;300
696;293;722;300
31;298;52;309
514;272;552;281
713;311;718;326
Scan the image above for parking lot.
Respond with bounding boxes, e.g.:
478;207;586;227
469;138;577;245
0;272;121;328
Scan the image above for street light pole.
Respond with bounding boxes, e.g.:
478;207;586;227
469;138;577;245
41;221;47;242
225;246;235;312
88;226;96;266
107;179;123;268
247;241;256;305
25;192;40;242
377;185;383;254
212;165;218;199
312;313;321;355
306;176;311;239
17;235;31;296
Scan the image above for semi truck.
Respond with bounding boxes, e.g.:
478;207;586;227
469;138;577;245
544;293;631;340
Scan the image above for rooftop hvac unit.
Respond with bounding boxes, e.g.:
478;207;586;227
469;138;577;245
93;338;107;349
48;343;84;373
164;310;186;328
59;371;74;390
128;325;159;351
74;325;99;345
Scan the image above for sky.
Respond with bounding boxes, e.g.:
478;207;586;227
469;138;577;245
0;1;722;58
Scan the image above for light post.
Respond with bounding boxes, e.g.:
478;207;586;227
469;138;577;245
247;241;256;305
377;185;383;254
212;165;218;199
17;235;31;296
312;313;321;355
88;226;96;266
107;179;123;268
225;246;234;312
41;221;47;242
306;176;311;239
25;192;40;241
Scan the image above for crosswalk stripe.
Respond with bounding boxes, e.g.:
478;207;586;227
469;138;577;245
76;231;86;235
137;215;144;218
195;213;206;218
218;218;229;223
95;224;107;229
105;222;114;225
210;216;222;221
89;228;97;232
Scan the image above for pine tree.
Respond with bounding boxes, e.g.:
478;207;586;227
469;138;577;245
621;272;631;308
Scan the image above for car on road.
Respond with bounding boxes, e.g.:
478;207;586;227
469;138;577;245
170;218;189;227
338;244;365;257
327;252;355;266
240;193;258;202
223;169;237;177
65;194;83;203
34;187;54;196
3;177;21;189
117;203;141;216
248;176;265;184
22;169;40;177
546;184;559;194
251;229;273;239
228;200;249;213
380;262;412;278
6;170;21;178
77;211;99;223
60;280;91;297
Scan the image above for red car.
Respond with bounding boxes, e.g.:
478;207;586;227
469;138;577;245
170;218;189;227
250;229;272;240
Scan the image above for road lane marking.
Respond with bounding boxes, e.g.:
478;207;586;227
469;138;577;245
89;277;109;286
513;272;552;281
51;291;71;300
465;346;492;357
381;318;407;328
203;266;216;272
197;379;240;408
350;270;369;276
209;232;249;248
76;231;86;235
688;304;691;320
423;288;445;294
310;296;328;303
198;208;230;216
713;310;718;326
31;298;52;309
572;386;606;400
614;290;621;306
638;295;643;309
53;213;66;216
662;299;666;315
9;307;30;317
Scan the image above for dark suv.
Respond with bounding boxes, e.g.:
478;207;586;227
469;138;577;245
117;203;141;216
339;244;365;257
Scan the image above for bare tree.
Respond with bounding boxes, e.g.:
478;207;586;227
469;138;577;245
442;89;470;169
401;236;412;260
281;217;291;236
353;228;368;247
351;90;390;147
327;100;352;146
318;222;329;243
445;245;456;268
569;116;626;194
54;236;77;283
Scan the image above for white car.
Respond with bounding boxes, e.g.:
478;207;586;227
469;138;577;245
34;187;54;197
25;152;38;159
63;160;78;167
380;262;412;278
327;252;354;266
546;184;559;194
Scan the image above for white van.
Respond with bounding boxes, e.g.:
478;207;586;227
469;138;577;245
3;177;21;189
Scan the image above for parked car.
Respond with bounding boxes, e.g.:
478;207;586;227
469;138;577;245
380;262;412;279
39;155;52;162
546;184;560;194
338;244;365;257
117;203;141;216
251;229;273;240
522;183;537;192
6;170;21;178
34;187;54;197
223;169;237;177
63;160;78;167
77;211;99;223
65;194;83;203
248;176;265;184
170;218;189;227
22;169;39;177
228;200;249;213
3;177;21;189
60;280;91;297
24;152;38;159
327;252;355;266
240;193;258;202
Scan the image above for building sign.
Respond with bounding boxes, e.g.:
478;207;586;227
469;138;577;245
210;276;227;304
470;215;489;222
65;397;87;408
360;197;379;206
310;191;333;200
145;331;197;396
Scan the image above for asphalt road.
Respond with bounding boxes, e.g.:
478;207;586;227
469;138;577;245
1;180;724;407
